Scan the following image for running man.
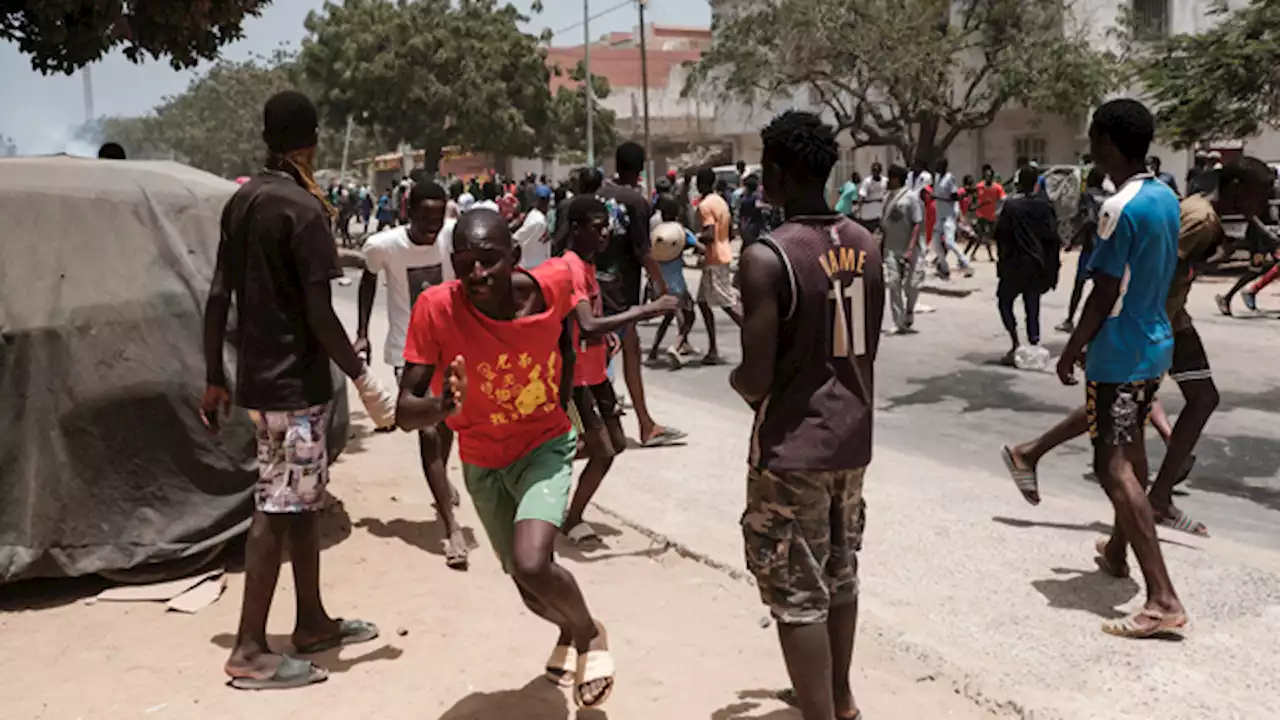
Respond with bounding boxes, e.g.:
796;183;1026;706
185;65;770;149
1007;99;1188;639
202;91;395;689
734;110;884;720
397;209;658;708
561;197;680;542
880;164;925;335
1003;156;1275;538
354;180;468;569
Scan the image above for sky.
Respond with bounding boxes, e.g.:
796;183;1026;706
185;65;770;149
0;0;711;155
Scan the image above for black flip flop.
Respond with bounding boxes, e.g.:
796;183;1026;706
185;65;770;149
229;655;328;691
294;618;379;654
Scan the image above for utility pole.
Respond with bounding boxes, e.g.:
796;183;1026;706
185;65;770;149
82;66;94;123
638;0;653;191
339;115;354;185
584;0;594;169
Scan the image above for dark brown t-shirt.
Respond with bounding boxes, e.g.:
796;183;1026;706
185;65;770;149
749;216;884;471
219;172;341;411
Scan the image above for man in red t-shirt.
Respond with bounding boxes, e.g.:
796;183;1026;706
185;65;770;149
396;209;670;709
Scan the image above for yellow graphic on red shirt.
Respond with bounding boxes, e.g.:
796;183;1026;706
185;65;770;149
476;351;561;426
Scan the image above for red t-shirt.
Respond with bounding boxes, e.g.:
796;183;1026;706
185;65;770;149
975;181;1006;221
497;194;520;221
565;251;608;387
922;185;936;232
403;257;579;469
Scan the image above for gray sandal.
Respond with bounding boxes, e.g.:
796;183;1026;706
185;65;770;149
229;655;328;691
294;618;379;654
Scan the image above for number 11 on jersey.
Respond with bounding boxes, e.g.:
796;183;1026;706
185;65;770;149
829;277;866;358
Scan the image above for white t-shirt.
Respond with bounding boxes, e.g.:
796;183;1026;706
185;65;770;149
857;176;888;220
909;170;933;194
362;222;456;367
515;207;550;268
933;172;958;219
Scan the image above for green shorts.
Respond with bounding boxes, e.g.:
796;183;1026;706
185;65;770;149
462;432;576;574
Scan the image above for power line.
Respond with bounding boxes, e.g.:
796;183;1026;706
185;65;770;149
547;0;634;42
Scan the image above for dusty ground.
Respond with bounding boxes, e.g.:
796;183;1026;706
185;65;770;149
0;407;994;720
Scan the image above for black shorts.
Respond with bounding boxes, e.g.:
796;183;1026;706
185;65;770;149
1169;324;1212;384
1086;379;1160;447
572;381;622;431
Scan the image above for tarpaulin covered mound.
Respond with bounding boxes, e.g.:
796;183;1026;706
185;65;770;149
0;157;348;583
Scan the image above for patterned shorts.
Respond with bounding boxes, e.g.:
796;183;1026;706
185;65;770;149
698;264;740;308
248;403;332;514
742;466;867;625
1086;380;1160;447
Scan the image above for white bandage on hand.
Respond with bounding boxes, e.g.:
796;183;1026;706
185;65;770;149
354;368;397;429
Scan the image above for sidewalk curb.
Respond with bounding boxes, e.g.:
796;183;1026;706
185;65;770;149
588;500;1039;720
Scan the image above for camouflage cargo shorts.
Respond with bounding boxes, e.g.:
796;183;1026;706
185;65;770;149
741;466;867;625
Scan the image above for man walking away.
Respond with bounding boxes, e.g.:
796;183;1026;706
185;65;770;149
733;110;884;720
880;164;925;334
994;166;1060;367
694;166;743;365
1058;168;1110;332
354;181;468;570
1054;99;1187;639
857;162;887;234
202;91;396;690
931;158;973;279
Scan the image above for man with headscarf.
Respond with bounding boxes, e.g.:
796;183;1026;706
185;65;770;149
201;90;397;690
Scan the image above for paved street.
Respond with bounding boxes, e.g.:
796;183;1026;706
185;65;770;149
334;254;1280;719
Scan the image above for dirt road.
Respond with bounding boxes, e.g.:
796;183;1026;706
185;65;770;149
0;402;993;720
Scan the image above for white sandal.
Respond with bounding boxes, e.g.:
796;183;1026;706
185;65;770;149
567;521;600;545
544;644;577;688
573;633;615;708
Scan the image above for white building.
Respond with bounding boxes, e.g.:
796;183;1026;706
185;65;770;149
707;0;1280;186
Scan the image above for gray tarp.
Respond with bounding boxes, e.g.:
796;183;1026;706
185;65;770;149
0;157;347;583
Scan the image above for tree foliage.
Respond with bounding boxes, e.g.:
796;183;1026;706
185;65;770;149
688;0;1120;162
77;53;387;177
1125;0;1280;149
543;60;618;159
2;0;272;75
298;0;556;171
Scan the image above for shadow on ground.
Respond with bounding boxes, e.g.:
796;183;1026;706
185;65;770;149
1186;434;1280;511
436;677;580;720
554;521;674;565
209;632;403;673
1031;566;1140;619
883;369;1074;414
354;517;478;558
710;689;799;720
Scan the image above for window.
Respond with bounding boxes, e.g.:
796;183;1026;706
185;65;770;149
1133;0;1169;40
1015;136;1048;165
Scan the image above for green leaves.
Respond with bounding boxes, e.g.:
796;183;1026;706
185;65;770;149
1127;0;1280;148
77;53;387;177
297;0;557;170
688;0;1119;162
3;0;272;75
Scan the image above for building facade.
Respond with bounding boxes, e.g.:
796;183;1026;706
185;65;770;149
707;0;1279;187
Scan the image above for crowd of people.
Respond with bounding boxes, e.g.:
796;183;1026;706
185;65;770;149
195;85;1273;720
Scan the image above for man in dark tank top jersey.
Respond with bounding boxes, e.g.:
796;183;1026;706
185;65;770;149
731;110;885;720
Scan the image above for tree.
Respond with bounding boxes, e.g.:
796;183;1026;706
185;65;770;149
542;60;619;160
75;115;170;159
2;0;272;75
1126;0;1280;148
74;52;388;177
688;0;1120;163
298;0;554;173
